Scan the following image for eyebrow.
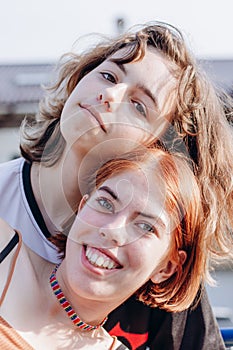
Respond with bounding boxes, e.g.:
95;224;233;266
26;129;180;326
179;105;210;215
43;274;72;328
135;211;166;230
98;186;118;200
98;185;166;228
108;59;158;108
109;59;126;74
136;84;158;107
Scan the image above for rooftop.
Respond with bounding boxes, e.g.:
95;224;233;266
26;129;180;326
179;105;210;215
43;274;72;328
0;63;55;105
0;60;232;127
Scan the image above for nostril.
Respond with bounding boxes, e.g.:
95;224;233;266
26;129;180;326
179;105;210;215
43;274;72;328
97;94;103;101
104;101;111;111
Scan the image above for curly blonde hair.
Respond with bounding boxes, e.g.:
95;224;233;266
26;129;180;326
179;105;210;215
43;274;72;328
20;21;233;263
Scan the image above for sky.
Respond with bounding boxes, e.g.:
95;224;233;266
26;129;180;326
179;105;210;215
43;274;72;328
0;0;233;63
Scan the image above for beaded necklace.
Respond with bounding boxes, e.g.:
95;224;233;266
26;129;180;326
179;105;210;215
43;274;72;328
49;265;108;331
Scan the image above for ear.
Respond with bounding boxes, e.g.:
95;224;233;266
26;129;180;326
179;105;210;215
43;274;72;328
151;250;187;284
78;194;89;213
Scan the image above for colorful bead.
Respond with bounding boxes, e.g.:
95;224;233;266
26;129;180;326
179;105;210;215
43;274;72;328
49;265;108;331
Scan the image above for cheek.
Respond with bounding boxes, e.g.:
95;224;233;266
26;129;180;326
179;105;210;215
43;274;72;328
61;86;79;117
65;237;82;270
78;207;104;227
128;238;169;272
66;237;76;255
60;82;86;128
112;124;152;145
73;73;99;102
60;102;79;143
112;116;168;145
68;209;102;240
128;240;156;268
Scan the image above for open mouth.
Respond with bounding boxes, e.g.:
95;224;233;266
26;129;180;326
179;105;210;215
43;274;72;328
85;246;122;270
79;104;107;133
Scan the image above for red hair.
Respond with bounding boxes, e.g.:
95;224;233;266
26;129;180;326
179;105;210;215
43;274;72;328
51;147;207;312
93;148;206;311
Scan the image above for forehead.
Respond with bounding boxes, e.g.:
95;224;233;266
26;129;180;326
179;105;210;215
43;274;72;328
104;47;177;112
109;46;175;79
97;168;167;214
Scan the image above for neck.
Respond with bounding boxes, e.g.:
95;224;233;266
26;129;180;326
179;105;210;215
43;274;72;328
49;265;108;330
30;145;110;236
30;149;82;235
53;263;124;328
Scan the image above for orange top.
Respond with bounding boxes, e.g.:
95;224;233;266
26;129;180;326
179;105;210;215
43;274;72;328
0;230;32;349
0;317;34;350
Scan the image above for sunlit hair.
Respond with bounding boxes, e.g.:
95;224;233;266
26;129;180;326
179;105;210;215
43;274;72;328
52;147;208;312
20;21;233;262
94;148;207;312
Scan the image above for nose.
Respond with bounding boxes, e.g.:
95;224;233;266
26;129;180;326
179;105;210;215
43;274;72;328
98;84;127;112
99;214;128;247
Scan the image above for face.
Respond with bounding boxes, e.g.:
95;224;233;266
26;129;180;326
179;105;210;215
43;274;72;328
60;47;177;156
63;167;177;306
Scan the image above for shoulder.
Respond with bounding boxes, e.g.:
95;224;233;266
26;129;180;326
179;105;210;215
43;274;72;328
0;219;22;302
0;218;21;267
0;157;23;174
0;218;16;248
0;158;24;192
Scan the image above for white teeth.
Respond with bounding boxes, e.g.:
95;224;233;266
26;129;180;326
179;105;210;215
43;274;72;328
85;246;119;270
102;260;110;268
86;248;92;259
96;256;105;266
108;261;114;269
91;253;98;263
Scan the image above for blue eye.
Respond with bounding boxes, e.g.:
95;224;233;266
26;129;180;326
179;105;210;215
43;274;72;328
97;198;114;212
137;222;155;233
132;100;147;118
101;72;116;84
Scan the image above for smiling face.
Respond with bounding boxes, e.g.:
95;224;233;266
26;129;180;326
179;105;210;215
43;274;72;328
63;166;179;305
60;47;177;156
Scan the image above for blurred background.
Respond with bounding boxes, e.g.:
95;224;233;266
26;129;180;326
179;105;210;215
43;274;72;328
0;0;233;331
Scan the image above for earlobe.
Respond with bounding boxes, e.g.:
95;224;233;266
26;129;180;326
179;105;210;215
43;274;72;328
151;250;187;284
78;194;89;212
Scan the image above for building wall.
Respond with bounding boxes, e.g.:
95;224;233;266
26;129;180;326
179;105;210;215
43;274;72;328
0;127;20;163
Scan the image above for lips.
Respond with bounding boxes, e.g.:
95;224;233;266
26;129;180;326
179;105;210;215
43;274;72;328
79;103;106;133
85;246;122;270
